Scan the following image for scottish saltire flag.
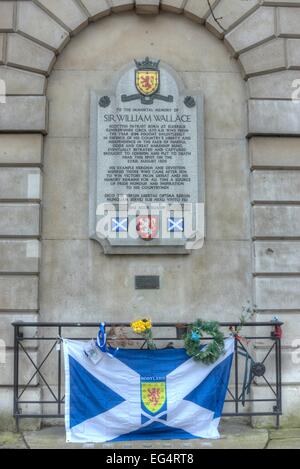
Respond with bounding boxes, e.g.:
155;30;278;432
168;217;184;232
111;217;128;232
63;338;234;443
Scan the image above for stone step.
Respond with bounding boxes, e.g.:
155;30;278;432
20;422;268;449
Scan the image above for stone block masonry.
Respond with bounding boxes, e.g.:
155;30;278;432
1;0;300;429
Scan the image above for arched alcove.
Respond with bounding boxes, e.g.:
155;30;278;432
40;11;251;324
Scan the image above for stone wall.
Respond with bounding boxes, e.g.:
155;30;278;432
1;0;300;428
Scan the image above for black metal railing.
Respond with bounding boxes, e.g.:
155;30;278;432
12;321;283;430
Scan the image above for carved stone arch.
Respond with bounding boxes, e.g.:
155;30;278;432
0;1;299;131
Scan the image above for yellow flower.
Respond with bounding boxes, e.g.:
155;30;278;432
131;318;152;334
131;321;141;333
145;320;152;330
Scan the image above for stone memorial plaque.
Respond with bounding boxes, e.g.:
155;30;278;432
90;58;205;254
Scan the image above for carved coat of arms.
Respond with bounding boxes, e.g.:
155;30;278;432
137;216;159;240
135;58;160;96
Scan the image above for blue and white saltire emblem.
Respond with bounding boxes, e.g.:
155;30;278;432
111;217;128;232
63;338;234;443
168;217;184;232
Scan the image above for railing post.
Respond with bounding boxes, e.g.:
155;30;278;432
58;326;62;416
234;334;239;415
277;334;282;429
13;324;20;432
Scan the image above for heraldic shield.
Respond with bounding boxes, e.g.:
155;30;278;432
136;215;159;240
135;57;160;96
141;377;167;415
135;70;159;96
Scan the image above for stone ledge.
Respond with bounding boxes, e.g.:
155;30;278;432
5;427;300;449
20;422;269;449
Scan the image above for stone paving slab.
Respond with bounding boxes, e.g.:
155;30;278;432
0;432;26;449
269;428;300;440
267;439;300;450
21;422;268;450
4;423;300;449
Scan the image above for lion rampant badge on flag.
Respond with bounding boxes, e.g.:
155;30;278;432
141;377;167;415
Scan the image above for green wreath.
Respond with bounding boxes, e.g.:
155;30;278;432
184;320;225;364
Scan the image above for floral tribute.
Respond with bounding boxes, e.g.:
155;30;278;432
184;320;225;365
131;319;156;350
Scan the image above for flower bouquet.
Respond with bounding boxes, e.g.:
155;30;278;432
131;318;156;350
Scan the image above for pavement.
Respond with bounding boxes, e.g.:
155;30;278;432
1;422;300;449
